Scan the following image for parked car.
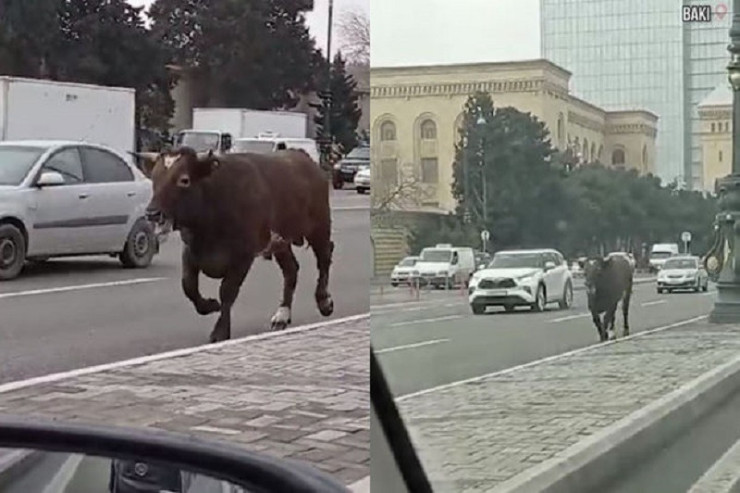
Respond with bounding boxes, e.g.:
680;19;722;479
390;256;419;287
353;166;370;194
656;255;709;293
412;244;476;289
0;140;165;280
468;248;573;314
649;243;680;273
231;136;321;164
333;144;369;189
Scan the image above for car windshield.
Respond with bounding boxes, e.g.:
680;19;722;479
663;258;698;269
398;257;417;267
232;140;276;154
652;251;674;259
489;253;542;268
420;249;451;262
0;146;45;185
345;146;370;160
175;132;220;152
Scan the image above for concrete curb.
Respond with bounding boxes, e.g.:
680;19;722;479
688;435;740;493
0;450;44;488
490;342;740;493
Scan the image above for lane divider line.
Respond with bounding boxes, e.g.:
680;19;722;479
641;300;667;307
397;314;708;402
0;277;167;300
376;339;450;354
390;315;463;327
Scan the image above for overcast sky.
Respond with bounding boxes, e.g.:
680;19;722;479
126;0;367;57
371;0;539;67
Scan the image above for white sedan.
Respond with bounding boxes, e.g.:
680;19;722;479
656;256;709;293
353;166;370;194
0;140;165;280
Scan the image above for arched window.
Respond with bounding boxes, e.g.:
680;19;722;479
590;143;596;162
598;145;604;160
583;138;589;161
380;121;396;141
612;148;626;166
557;113;565;146
420;119;437;139
642;145;647;168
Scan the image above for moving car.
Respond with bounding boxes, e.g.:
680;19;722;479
390;256;419;286
649;243;679;273
354;165;370;194
333;144;370;189
231;135;320;164
468;248;573;314
0;140;164;280
412;244;476;289
656;255;709;293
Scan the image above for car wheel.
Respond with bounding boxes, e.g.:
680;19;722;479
0;224;26;281
531;285;546;312
558;280;573;309
332;178;343;189
702;281;709;292
391;281;398;287
694;281;700;293
356;188;365;194
120;219;156;269
504;304;515;313
657;288;664;294
471;303;486;315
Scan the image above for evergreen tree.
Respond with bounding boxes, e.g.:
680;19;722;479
312;52;362;152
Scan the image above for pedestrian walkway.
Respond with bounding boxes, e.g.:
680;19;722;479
0;315;370;487
397;317;740;493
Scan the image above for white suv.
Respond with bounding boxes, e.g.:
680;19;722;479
468;249;573;314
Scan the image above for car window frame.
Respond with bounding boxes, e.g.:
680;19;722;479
38;146;85;186
79;145;135;184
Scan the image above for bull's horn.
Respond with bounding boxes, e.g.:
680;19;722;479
128;151;158;161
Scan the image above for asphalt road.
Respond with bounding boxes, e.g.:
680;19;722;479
372;279;716;397
0;190;369;384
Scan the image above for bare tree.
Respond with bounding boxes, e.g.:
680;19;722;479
371;165;424;228
337;8;369;65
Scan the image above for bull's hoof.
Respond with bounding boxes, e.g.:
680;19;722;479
209;332;228;343
270;306;292;331
270;320;290;331
197;298;221;315
318;296;334;317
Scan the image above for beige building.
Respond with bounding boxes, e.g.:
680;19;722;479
370;59;659;213
698;83;732;193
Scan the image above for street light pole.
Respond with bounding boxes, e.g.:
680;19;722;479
477;113;487;227
705;0;740;323
325;0;334;151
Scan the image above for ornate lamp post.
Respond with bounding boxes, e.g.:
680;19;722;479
705;0;740;323
477;114;488;227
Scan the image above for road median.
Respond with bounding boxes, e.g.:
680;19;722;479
397;315;740;493
0;314;370;488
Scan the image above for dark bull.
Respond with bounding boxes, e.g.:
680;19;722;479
579;254;634;342
130;147;335;343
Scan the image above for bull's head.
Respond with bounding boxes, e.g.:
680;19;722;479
583;256;612;298
129;147;220;229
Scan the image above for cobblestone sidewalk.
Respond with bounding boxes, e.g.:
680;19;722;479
0;316;370;486
397;320;740;493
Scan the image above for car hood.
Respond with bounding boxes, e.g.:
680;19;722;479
415;261;451;272
340;159;369;166
392;266;415;273
475;267;541;279
355;169;371;178
660;268;697;276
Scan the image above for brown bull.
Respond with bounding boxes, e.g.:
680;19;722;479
132;147;334;343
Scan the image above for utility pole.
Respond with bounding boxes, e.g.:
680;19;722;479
324;0;334;153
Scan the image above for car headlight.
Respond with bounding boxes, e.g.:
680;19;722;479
517;274;539;285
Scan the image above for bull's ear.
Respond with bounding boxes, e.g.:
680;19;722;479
128;152;158;178
191;155;220;180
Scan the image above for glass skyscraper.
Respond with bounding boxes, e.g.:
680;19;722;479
541;0;730;189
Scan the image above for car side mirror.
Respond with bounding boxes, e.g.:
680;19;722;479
0;418;348;492
544;261;556;271
36;171;65;187
221;133;232;152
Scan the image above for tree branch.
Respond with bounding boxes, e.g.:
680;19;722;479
336;9;369;65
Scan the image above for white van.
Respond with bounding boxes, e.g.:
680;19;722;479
413;244;476;289
649;243;680;272
232;135;321;164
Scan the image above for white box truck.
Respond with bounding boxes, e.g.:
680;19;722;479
174;108;308;155
0;76;136;154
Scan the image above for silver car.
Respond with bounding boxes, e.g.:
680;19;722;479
656;256;709;293
0;140;164;280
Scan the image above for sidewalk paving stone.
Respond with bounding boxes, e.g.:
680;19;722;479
397;321;740;493
0;317;370;486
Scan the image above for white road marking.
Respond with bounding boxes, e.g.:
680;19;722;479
641;300;667;307
377;339;450;354
549;312;590;323
333;205;370;211
0;277;167;300
0;313;369;394
397;314;708;402
390;315;463;327
41;454;84;493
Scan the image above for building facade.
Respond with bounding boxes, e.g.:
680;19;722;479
370;59;658;213
698;83;732;192
541;0;731;190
